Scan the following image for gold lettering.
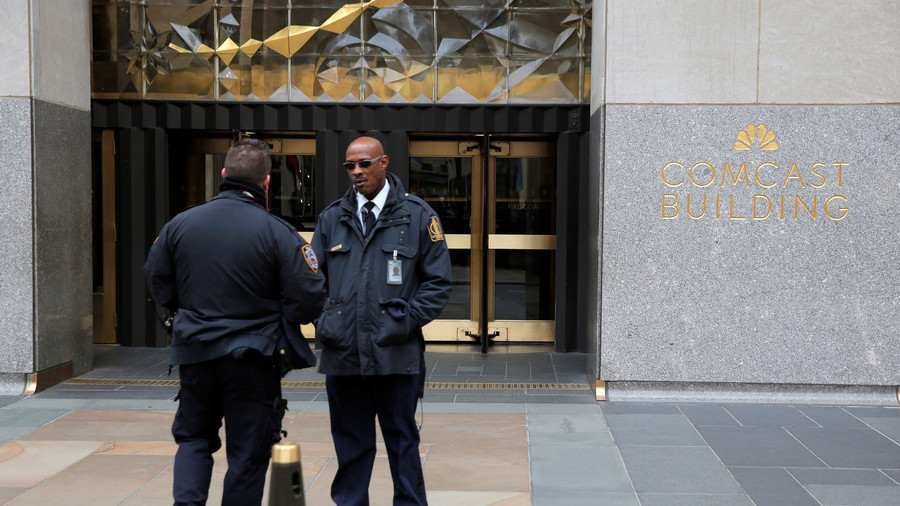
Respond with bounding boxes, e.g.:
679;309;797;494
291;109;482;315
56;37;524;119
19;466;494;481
795;195;817;220
720;162;750;187
809;163;827;188
687;194;707;219
833;162;848;187
659;161;850;223
753;195;772;220
662;194;679;219
783;163;806;188
825;195;849;220
690;162;715;188
729;195;745;220
755;162;777;188
661;162;684;187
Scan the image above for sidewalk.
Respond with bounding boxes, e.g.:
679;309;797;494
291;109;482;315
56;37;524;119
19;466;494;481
0;346;898;505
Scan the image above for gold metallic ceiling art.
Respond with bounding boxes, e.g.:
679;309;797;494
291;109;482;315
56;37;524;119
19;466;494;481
171;22;214;61
264;25;320;59
168;44;192;55
320;4;367;35
215;38;240;65
101;0;592;103
124;22;173;89
194;43;216;60
240;39;262;58
167;0;401;60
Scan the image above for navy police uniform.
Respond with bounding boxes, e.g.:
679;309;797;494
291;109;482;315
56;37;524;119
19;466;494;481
144;177;325;506
312;173;452;505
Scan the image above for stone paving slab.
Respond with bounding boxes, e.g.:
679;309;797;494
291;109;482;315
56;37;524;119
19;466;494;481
3;348;900;505
729;467;820;506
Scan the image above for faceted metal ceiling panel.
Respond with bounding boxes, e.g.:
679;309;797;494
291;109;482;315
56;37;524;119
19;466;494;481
96;0;592;103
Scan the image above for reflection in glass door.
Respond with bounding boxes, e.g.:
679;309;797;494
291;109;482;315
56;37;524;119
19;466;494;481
490;144;556;342
410;139;556;345
176;138;317;240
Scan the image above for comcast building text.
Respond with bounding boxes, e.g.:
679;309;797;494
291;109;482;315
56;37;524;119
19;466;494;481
661;161;849;221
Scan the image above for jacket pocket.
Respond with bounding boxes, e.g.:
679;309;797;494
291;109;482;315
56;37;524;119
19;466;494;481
374;297;412;347
315;298;354;350
381;243;417;259
379;244;419;298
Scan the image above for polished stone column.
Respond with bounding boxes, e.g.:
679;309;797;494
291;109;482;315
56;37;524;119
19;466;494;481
0;0;92;394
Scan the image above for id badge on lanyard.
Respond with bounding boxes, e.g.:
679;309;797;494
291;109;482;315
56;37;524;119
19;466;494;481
387;249;402;285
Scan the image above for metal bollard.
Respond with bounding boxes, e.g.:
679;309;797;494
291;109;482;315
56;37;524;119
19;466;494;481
268;442;305;506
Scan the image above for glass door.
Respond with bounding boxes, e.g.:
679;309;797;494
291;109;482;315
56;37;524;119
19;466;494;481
489;142;556;342
409;141;481;341
92;130;117;344
175;137;317;241
410;139;556;346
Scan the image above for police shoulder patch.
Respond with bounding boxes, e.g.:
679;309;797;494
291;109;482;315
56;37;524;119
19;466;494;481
302;244;319;273
428;216;444;242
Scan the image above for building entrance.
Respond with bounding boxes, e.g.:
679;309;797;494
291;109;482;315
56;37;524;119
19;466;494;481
151;135;556;349
409;139;556;350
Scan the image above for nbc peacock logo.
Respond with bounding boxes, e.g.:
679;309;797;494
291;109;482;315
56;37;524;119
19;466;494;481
661;122;850;221
734;124;778;151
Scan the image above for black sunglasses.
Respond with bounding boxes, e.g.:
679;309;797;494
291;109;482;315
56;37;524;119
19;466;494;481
342;155;384;171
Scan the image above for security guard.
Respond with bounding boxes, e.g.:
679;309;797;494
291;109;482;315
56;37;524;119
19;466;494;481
144;138;326;506
312;136;452;505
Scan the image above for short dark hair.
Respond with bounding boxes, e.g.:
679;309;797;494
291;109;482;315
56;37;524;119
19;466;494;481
224;138;272;185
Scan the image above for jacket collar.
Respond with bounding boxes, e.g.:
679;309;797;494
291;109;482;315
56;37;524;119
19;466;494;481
340;172;407;216
217;177;267;208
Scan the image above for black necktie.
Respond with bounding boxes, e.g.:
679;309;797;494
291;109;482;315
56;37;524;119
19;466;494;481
361;201;376;237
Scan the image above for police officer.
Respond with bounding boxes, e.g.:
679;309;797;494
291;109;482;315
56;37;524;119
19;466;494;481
144;138;326;506
312;136;452;505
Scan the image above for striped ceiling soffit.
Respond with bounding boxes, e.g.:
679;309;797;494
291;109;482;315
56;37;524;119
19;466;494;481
90;100;589;134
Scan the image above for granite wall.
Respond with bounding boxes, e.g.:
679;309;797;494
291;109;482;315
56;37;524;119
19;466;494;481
600;105;899;386
0;99;35;393
589;0;900;397
33;100;93;376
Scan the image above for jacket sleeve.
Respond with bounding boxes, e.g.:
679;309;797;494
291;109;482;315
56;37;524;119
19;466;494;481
143;227;179;311
279;230;326;325
409;211;452;327
310;213;331;295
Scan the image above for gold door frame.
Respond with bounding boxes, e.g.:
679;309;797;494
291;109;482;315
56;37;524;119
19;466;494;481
92;130;117;344
409;141;484;341
411;139;556;344
487;141;556;342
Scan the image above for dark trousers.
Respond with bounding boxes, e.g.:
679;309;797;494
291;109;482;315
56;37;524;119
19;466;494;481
326;374;426;506
172;351;284;506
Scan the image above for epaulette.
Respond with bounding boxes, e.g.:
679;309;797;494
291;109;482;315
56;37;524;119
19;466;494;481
322;199;343;212
404;193;427;206
173;201;206;216
403;193;437;214
265;210;304;234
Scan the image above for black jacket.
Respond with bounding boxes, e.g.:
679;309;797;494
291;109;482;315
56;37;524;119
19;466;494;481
144;179;326;365
311;173;452;376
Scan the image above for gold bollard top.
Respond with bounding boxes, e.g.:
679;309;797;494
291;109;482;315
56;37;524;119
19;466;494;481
272;442;301;464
